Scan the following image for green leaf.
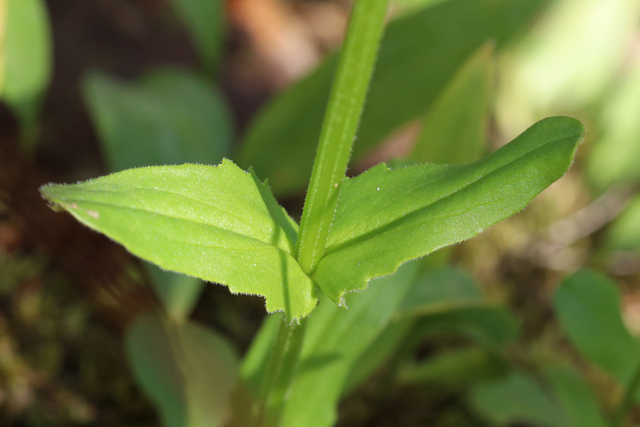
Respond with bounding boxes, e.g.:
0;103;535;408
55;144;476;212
314;116;583;303
146;264;203;323
606;195;640;252
240;313;282;393
587;54;640;189
1;0;51;104
341;319;414;395
40;160;317;322
238;0;548;196
392;0;450;16
169;0;224;72
2;0;51;147
126;311;238;427
344;264;489;394
84;68;234;321
554;270;640;387
395;266;517;349
395;266;482;318
398;347;507;387
278;261;420;427
409;42;494;164
0;0;7;95
83;68;233;172
416;306;518;349
545;364;608;427
240;264;419;426
470;371;568;427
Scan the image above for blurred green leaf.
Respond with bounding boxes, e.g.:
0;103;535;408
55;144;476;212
470;371;568;426
554;270;640;387
146;264;203;323
587;55;640;189
2;0;51;147
313;117;583;304
398;347;507;387
41;161;318;322
240;313;281;394
417;306;518;349
83;68;233;172
391;0;449;16
545;364;608;427
0;0;6;95
391;267;515;390
344;265;487;395
409;42;494;164
169;0;224;72
126;311;238;427
396;267;482;318
341;319;414;395
238;0;548;196
278;261;420;427
1;0;51;104
606;195;640;252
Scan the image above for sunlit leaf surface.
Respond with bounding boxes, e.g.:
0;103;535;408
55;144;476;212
41;161;317;321
314;117;584;303
84;67;234;321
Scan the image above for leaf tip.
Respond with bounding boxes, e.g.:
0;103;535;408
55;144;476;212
540;115;586;142
39;183;66;211
39;182;54;199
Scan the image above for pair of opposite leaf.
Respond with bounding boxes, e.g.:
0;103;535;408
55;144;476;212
41;116;584;322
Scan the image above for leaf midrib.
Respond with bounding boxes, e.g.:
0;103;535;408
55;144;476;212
61;196;293;254
324;133;579;257
57;182;275;238
324;190;506;258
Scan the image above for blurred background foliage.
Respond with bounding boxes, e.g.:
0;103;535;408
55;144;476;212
1;0;640;425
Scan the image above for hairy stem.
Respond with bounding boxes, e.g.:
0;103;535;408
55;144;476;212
258;3;390;422
295;0;389;274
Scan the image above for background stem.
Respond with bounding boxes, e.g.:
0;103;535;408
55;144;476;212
256;317;307;425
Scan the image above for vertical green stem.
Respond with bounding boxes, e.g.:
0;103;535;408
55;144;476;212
268;321;307;411
295;0;389;274
257;3;390;423
257;318;307;425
